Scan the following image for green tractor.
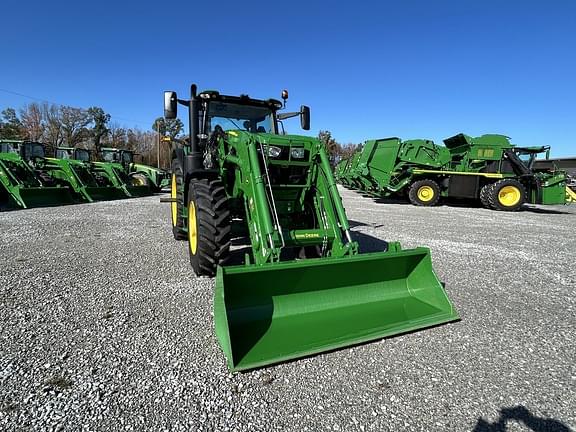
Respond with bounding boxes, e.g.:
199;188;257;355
8;142;126;203
0;140;74;209
100;147;170;192
164;85;458;371
88;148;151;198
349;134;568;211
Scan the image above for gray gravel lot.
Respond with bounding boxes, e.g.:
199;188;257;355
1;187;575;431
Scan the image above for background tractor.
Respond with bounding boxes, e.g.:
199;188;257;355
340;134;568;211
164;85;458;371
100;147;170;192
7;141;125;203
0;140;73;209
88;149;151;198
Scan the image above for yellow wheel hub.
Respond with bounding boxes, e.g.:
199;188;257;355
188;201;198;255
417;185;435;202
170;174;177;227
498;185;521;207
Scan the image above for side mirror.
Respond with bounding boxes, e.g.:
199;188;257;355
300;105;310;130
164;91;177;119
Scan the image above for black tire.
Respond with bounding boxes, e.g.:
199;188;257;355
479;183;495;209
408;179;441;206
171;159;186;240
488;179;526;211
186;178;231;276
130;173;150;187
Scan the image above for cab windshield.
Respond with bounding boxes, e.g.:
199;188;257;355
515;150;542;169
206;102;274;134
23;144;45;159
75;149;90;162
0;143;18;153
122;152;133;164
56;149;72;159
102;151;118;162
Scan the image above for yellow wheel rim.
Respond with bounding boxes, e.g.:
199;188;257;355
417;185;435;202
170;174;177;227
133;176;145;186
498;185;521;207
188;201;197;255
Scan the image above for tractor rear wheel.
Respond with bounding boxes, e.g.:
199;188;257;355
171;160;186;240
479;183;494;208
186;178;231;276
408;179;441;206
488;179;525;211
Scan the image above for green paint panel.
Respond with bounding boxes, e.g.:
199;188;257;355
215;248;458;371
538;183;566;204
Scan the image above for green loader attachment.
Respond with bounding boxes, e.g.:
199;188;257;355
100;147;169;192
86;148;151;198
0;141;74;209
54;147;126;201
164;85;458;371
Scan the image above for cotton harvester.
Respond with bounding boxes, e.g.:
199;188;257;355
164;85;458;371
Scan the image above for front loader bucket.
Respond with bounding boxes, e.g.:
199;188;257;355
215;248;459;371
84;186;126;201
125;185;151;197
14;186;75;209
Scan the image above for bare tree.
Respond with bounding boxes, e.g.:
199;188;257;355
106;122;127;148
60;106;90;146
43;103;64;147
20;103;45;141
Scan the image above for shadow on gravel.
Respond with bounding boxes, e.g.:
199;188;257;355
473;406;572;432
351;230;389;252
521;206;573;215
373;196;484;208
348;219;382;229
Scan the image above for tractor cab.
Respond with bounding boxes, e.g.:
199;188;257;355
513;146;551;171
101;148;134;167
0;141;19;154
20;142;47;161
56;147;91;162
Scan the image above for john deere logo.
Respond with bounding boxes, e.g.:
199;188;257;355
295;233;320;239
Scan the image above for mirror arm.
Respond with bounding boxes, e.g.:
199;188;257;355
277;112;299;120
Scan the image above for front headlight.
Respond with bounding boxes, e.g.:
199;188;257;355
290;148;305;159
265;145;282;158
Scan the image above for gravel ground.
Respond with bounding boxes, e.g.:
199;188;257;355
1;188;575;432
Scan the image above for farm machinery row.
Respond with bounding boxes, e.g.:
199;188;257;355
336;134;572;210
0;140;170;210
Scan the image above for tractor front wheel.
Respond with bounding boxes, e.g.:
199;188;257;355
171;160;186;240
488;179;525;211
408;179;441;206
186;178;231;276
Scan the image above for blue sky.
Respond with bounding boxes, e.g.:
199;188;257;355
1;1;575;156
